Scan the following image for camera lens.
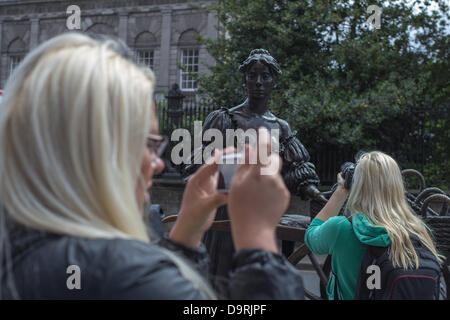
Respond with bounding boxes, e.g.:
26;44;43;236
340;162;355;190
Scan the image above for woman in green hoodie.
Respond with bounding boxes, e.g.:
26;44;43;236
304;151;443;300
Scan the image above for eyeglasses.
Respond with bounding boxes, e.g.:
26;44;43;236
147;134;168;158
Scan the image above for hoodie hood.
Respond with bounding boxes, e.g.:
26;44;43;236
351;213;390;247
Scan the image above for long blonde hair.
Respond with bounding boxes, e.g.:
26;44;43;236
0;33;151;241
347;151;443;269
0;33;216;299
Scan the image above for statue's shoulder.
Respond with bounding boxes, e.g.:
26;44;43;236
203;107;234;129
273;116;294;138
205;107;230;118
228;103;247;115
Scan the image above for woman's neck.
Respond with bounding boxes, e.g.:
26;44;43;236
246;97;269;115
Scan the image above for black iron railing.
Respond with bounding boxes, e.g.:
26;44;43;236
155;92;449;189
310;103;449;187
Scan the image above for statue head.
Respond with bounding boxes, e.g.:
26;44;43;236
239;49;281;80
239;49;282;100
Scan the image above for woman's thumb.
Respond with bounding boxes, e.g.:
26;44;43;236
207;192;228;209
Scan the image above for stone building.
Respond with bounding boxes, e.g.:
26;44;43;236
0;0;218;99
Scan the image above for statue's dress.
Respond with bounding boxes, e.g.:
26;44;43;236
182;104;320;296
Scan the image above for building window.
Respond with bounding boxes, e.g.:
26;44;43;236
180;48;199;91
136;50;154;70
9;55;23;75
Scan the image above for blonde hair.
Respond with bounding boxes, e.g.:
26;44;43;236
0;33;216;299
347;151;444;269
0;33;151;241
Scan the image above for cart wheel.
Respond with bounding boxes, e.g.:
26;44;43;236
402;169;426;193
421;194;450;217
416;187;447;205
287;245;329;300
416;188;449;216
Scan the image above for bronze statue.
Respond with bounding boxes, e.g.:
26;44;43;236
183;49;325;295
184;49;324;200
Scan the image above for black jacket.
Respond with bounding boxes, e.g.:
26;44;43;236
1;219;305;300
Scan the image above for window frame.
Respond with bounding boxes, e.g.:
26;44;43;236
179;47;199;92
9;54;24;76
135;48;155;70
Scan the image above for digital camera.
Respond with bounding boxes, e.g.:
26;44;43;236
340;162;356;190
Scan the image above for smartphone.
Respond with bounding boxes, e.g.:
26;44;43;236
217;153;243;192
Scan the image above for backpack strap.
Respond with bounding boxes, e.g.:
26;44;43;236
355;245;388;299
347;215;386;299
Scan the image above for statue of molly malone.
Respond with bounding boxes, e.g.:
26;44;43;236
183;49;325;295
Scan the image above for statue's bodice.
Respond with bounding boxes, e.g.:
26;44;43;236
227;105;283;133
181;103;321;199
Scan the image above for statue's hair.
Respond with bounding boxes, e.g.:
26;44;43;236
346;151;444;269
239;49;282;78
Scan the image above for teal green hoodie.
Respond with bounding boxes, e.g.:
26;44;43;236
304;214;391;300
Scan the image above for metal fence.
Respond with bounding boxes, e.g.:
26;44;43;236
155;100;215;136
155;95;449;189
311;103;449;187
379;103;449;189
309;146;355;186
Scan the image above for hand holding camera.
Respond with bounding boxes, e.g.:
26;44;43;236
170;148;234;248
312;162;353;222
340;162;355;190
228;128;290;253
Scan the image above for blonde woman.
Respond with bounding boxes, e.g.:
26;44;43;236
305;151;443;300
0;33;304;299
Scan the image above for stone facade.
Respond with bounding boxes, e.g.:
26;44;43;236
0;0;218;98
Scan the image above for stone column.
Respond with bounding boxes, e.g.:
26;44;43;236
202;10;218;74
206;10;218;40
118;12;128;44
30;18;40;49
158;8;172;90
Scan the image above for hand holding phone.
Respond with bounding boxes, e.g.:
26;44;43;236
217;153;243;192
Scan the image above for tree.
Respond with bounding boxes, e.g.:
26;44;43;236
196;0;449;188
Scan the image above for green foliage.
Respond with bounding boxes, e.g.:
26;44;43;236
196;0;449;186
422;162;450;191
